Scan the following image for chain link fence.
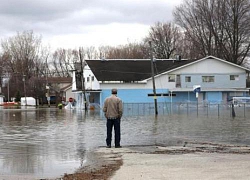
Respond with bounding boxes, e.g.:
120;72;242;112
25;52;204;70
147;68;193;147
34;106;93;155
123;102;250;118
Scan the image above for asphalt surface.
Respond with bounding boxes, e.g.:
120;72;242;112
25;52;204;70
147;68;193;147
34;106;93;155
95;144;250;180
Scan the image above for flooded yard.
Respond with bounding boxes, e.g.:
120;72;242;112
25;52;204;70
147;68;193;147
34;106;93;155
0;106;250;179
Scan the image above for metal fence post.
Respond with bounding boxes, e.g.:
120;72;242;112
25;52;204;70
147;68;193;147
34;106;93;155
207;102;209;117
218;104;219;117
244;103;246;117
197;101;198;117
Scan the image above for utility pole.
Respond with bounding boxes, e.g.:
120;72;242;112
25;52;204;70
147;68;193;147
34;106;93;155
0;66;9;102
46;85;50;107
149;41;158;115
7;74;9;102
45;56;50;107
22;75;27;106
79;48;88;111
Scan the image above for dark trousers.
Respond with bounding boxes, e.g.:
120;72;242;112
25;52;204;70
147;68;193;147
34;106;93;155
106;118;121;146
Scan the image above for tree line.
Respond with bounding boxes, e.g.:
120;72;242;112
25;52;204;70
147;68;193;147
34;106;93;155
1;0;250;101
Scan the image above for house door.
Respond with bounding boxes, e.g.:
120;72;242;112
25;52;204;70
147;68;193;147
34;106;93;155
176;75;181;88
89;92;101;105
89;94;95;103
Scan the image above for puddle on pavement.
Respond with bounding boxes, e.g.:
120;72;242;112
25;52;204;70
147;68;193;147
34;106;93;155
0;107;250;179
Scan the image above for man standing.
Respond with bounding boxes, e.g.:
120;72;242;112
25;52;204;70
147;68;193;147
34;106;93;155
103;88;123;148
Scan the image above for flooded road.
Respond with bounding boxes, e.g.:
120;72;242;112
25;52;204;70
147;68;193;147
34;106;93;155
0;107;250;179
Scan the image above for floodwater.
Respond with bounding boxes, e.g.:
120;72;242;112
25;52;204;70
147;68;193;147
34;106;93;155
0;106;250;179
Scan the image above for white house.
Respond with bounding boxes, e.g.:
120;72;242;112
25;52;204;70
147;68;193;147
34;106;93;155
71;56;250;109
61;84;77;104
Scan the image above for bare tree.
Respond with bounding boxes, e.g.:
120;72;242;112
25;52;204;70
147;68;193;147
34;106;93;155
1;30;44;77
1;30;48;98
104;42;145;59
49;48;78;77
174;31;198;59
174;0;250;64
143;22;182;59
85;46;99;59
98;46;112;59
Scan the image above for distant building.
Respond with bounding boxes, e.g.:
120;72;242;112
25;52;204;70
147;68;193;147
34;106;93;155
46;77;72;104
32;77;73;105
71;56;250;109
21;97;36;106
61;84;76;104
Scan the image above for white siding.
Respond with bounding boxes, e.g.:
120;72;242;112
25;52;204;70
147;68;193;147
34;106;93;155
72;66;101;91
72;71;77;91
145;75;175;89
65;88;76;101
84;67;100;90
172;58;245;74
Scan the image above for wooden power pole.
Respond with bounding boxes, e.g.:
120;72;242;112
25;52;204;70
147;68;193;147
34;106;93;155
79;48;88;111
149;41;158;115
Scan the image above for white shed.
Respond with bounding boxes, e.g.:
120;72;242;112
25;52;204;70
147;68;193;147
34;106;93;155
0;95;4;105
21;97;36;106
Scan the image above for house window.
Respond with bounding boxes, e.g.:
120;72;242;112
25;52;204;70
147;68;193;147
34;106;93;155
87;77;90;82
92;76;94;81
168;75;175;82
230;75;239;81
202;76;214;82
185;76;191;82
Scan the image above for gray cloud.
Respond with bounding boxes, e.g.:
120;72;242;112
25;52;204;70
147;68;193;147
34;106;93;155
0;0;83;19
0;0;182;46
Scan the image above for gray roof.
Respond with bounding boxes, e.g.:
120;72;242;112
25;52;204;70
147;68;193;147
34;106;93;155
85;59;198;82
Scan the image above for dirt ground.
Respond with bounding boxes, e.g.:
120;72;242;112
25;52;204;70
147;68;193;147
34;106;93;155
61;160;122;180
53;147;124;180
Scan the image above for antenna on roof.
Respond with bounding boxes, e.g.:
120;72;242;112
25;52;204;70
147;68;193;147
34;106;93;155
100;52;105;61
176;54;181;61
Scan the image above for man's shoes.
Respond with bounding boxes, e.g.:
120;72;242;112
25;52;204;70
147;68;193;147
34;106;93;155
106;145;111;148
115;146;122;148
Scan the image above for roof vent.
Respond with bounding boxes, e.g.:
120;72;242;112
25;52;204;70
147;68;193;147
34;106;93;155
176;54;181;61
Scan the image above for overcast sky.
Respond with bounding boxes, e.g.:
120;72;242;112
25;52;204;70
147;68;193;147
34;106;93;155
0;0;183;50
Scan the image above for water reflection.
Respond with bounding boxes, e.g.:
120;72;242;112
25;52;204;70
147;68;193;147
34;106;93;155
0;108;87;179
0;107;250;179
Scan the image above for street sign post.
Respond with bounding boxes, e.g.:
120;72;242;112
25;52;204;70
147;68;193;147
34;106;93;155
193;85;201;98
